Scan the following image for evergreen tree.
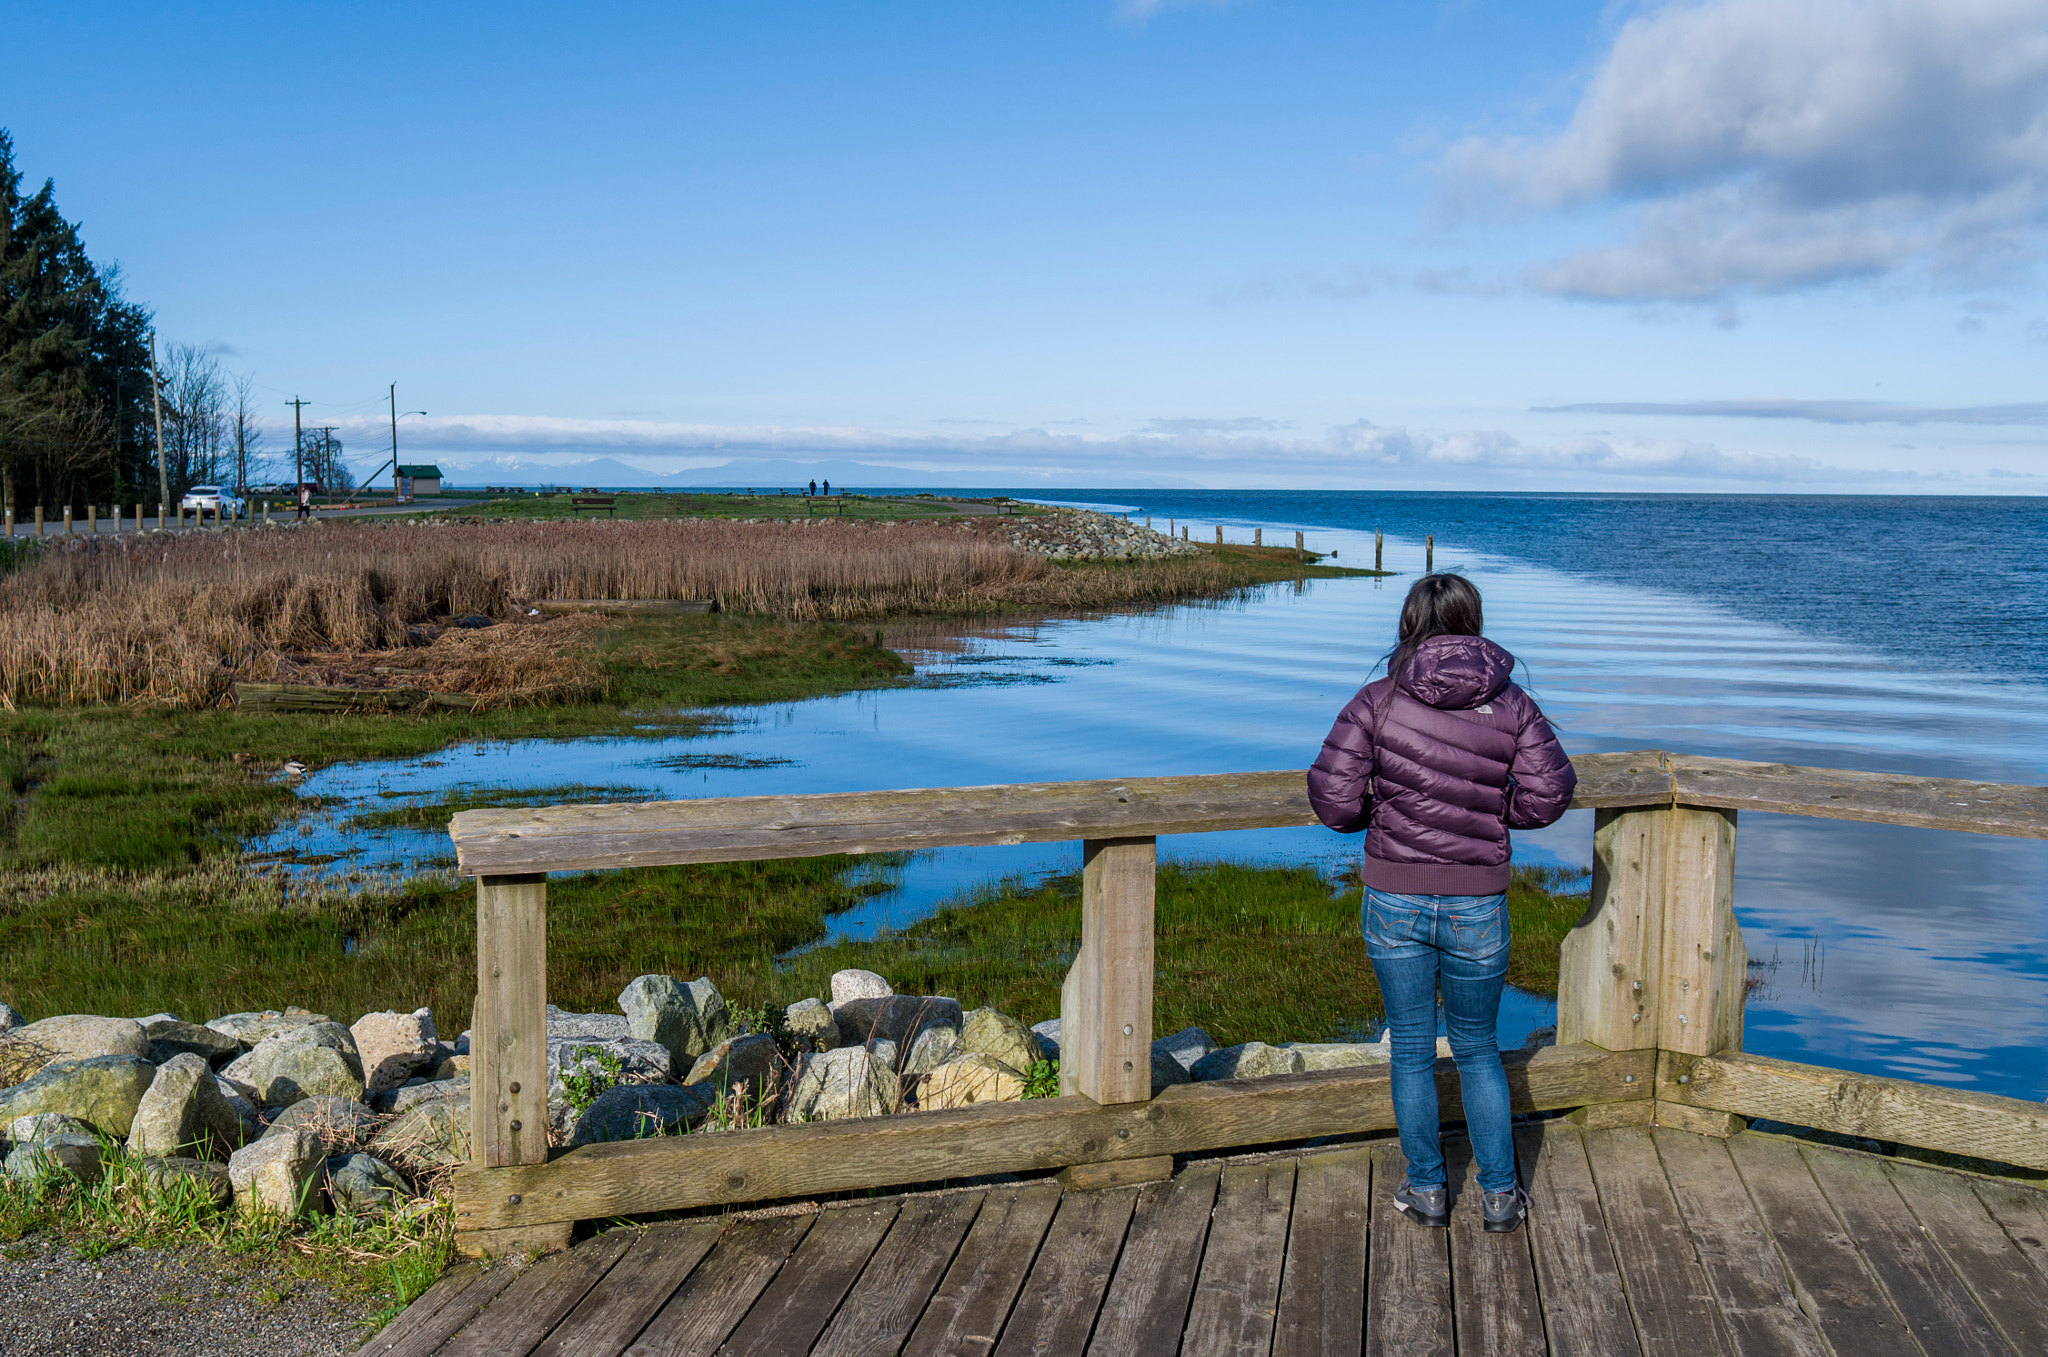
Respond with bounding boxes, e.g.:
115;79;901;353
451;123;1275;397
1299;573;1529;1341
0;128;153;517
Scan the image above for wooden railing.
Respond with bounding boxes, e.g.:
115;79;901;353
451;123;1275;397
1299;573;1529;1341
446;751;2048;1256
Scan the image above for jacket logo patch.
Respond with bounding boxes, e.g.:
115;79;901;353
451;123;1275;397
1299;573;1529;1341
1471;703;1493;714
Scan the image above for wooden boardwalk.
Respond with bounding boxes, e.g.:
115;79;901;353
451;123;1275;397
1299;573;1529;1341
365;1122;2048;1356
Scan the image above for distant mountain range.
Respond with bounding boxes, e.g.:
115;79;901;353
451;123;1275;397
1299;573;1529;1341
419;455;1199;491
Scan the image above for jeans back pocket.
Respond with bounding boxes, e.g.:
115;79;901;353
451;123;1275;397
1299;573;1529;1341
1363;895;1424;950
1444;898;1507;960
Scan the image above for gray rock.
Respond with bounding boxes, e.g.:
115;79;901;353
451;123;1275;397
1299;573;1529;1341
545;1005;630;1042
1277;1042;1390;1072
864;1038;900;1072
959;1008;1044;1073
142;1018;243;1068
545;1036;673;1105
430;1054;469;1082
0;1002;25;1033
684;1033;781;1106
1152;1026;1217;1074
919;1054;1027;1110
232;1027;366;1108
569;1084;712;1146
214;1076;263;1136
618;975;732;1067
261;1096;379;1155
9;1015;148;1073
132;1012;180;1027
4;1114;103;1184
829;969;893;1004
832;995;963;1050
0;1056;157;1138
229;1127;325;1217
1190;1042;1307;1082
381;1078;468;1116
138;1156;233;1209
783;998;840;1053
1151;1049;1192;1096
127;1053;249;1160
1030;1019;1061;1062
349;1008;438;1093
786;1047;898;1121
903;1025;961;1077
205;1008;329;1049
325;1153;411;1212
371;1093;471;1170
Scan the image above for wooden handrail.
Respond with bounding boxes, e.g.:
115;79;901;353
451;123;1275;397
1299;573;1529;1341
448;750;2048;876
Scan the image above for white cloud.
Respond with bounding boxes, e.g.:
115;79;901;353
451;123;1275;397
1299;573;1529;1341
1117;0;1241;22
1447;0;2048;300
316;411;1835;489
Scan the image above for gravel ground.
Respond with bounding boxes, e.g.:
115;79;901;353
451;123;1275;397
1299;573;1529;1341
0;1238;370;1356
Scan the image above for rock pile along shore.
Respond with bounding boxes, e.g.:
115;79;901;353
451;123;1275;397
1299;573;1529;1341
986;508;1203;561
1;976;1549;1217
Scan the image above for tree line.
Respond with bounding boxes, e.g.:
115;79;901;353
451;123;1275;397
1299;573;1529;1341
0;128;331;516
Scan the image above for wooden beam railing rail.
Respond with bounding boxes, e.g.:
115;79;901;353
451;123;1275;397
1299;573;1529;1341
447;751;2048;1256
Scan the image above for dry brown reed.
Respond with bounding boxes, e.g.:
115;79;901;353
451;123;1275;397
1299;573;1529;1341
0;517;1255;709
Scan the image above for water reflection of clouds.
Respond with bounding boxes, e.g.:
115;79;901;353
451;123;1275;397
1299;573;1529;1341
251;523;2048;1097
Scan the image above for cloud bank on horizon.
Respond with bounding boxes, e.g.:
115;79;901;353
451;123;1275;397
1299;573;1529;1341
1447;0;2048;302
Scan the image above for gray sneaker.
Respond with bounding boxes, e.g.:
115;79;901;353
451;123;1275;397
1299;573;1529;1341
1393;1178;1449;1228
1482;1185;1529;1234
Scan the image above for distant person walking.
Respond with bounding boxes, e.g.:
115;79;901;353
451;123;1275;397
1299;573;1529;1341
823;479;830;495
1306;574;1574;1235
296;485;311;522
809;479;818;496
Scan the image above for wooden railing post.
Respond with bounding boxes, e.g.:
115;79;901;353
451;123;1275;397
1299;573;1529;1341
1060;837;1156;1105
460;873;565;1257
1559;801;1745;1131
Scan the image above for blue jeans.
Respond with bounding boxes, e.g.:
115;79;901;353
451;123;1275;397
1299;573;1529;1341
1363;888;1516;1194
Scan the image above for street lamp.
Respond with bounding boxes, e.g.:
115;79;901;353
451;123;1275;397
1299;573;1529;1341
389;383;427;503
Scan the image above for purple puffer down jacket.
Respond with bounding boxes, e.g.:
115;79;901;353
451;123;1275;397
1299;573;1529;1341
1307;634;1576;895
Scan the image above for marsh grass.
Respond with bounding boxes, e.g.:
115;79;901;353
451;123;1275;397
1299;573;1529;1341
0;518;1363;709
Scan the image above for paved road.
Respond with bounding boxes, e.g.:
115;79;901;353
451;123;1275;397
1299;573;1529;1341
3;499;490;538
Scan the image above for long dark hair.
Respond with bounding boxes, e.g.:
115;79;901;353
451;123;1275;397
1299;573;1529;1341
1383;573;1483;686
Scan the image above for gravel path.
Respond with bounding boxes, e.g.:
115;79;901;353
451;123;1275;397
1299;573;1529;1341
0;1238;371;1356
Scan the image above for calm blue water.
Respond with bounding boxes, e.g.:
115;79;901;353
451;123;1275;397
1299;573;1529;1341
253;493;2048;1101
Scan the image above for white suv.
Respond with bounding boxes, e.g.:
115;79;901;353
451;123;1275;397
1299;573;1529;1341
179;486;247;519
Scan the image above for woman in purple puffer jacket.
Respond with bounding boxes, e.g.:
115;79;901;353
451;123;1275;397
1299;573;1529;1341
1307;574;1575;1234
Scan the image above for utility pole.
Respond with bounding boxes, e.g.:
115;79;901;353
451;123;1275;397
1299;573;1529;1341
389;384;400;504
315;426;338;495
287;397;309;492
148;333;169;517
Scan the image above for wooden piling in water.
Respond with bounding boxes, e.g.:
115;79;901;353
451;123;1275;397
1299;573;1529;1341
1254;527;1262;546
1215;525;1223;545
1182;525;1188;541
1374;531;1382;571
1426;535;1433;572
1296;530;1304;563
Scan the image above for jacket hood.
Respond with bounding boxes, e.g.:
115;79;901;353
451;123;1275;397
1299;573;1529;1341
1394;635;1515;710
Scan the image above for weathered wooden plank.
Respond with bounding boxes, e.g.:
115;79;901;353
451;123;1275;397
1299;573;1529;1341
470;875;550;1186
624;1214;815;1357
1656;808;1745;1056
1667;754;2048;838
1447;1143;1544;1357
1886;1158;2048;1354
455;1044;1652;1231
812;1193;988;1357
1580;1127;1730;1357
1558;806;1663;1052
1797;1145;2007;1357
1648;1129;1825;1357
1971;1177;2048;1285
1364;1141;1451;1357
528;1220;723;1357
901;1183;1063;1357
1722;1134;1920;1357
1086;1166;1222;1355
1060;837;1154;1105
991;1187;1138;1357
448;753;2048;878
717;1202;900;1357
1181;1160;1297;1356
234;681;477;713
440;1229;635;1357
1662;1049;2048;1171
1271;1146;1370;1357
356;1261;526;1357
1515;1124;1641;1357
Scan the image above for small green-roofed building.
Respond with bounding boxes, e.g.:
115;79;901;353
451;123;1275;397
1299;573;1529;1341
396;464;443;494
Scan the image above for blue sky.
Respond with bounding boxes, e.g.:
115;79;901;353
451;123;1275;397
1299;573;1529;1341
8;0;2047;490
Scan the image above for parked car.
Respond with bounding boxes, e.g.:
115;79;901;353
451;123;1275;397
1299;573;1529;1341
179;485;247;519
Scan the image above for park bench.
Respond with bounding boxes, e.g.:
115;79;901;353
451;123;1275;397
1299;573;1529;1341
570;495;616;516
